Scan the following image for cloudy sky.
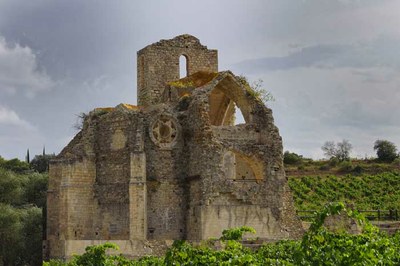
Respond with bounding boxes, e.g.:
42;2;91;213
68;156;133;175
0;0;399;160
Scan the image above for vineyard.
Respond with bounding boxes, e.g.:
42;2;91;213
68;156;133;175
288;171;400;211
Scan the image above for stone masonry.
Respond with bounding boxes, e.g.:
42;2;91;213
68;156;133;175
44;34;303;260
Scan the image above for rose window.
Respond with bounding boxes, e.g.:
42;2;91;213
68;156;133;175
150;115;179;149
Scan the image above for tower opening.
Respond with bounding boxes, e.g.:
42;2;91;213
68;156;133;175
179;55;188;78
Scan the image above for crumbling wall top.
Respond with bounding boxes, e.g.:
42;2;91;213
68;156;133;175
138;34;208;52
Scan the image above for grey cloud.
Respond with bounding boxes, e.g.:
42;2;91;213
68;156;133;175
0;105;35;130
0;37;54;97
234;36;400;73
234;45;346;72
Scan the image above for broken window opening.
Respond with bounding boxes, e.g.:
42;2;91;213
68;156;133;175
234;103;245;125
209;88;248;126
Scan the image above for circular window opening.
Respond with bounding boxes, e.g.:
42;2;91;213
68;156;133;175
150;114;180;149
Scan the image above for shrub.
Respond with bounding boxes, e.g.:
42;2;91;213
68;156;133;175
338;161;353;172
284;151;303;165
352;165;364;175
297;164;305;171
319;164;331;171
374;140;399;163
220;226;256;240
329;157;339;167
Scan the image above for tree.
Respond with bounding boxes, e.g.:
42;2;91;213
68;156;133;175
22;172;48;208
322;139;352;162
0;204;22;265
0;168;23;205
374;140;398;163
0;158;30;173
30;154;55;173
284;151;303;165
26;149;30;164
19;207;43;265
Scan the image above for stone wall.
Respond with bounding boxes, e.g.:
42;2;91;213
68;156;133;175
137;34;218;106
144;107;189;240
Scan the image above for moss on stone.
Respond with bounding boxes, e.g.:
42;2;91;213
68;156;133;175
168;71;218;89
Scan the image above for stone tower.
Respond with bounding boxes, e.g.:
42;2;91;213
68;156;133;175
137;34;218;105
45;34;303;261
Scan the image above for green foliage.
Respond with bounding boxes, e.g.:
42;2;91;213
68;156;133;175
0;157;48;265
22;172;48;208
0;204;43;265
237;75;275;104
44;242;164;266
0;203;22;265
0;168;23;204
338;160;353;172
283;151;303;165
374;139;399;163
0;157;30;173
289;171;400;211
70;242;123;266
220;226;256;240
0;167;48;207
30;154;56;173
164;239;259;265
20;206;43;265
296;202;400;265
328;157;339;167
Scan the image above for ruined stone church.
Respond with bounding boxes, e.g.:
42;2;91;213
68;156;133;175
44;34;302;260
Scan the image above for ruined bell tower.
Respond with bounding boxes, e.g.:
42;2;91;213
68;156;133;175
137;34;218;106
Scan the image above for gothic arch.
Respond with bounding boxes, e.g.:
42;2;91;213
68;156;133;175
208;75;253;126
